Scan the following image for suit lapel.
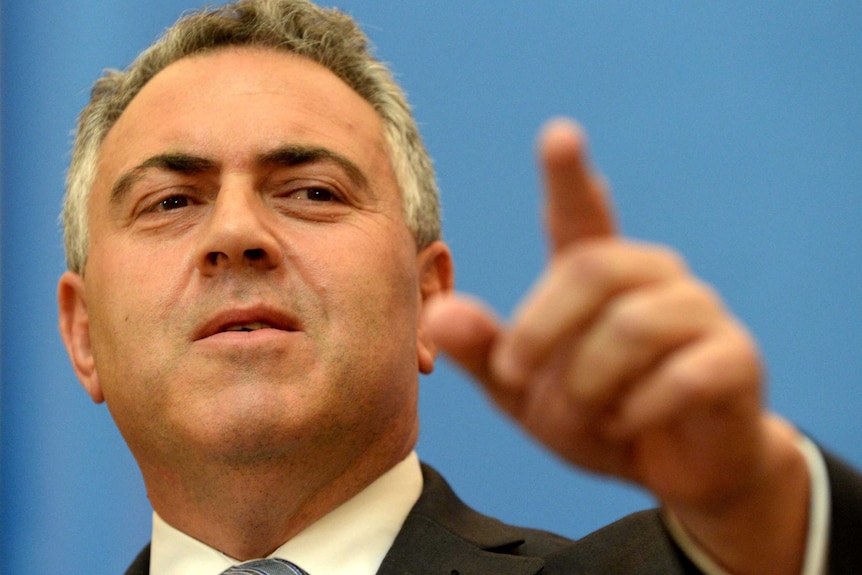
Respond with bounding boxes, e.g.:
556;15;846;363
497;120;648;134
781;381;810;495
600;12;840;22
377;513;543;575
124;543;151;575
376;465;544;575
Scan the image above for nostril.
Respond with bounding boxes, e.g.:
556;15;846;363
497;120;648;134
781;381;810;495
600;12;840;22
201;249;272;271
244;248;266;261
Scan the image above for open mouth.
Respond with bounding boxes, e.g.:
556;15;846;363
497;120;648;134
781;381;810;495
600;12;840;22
223;321;274;332
195;308;300;341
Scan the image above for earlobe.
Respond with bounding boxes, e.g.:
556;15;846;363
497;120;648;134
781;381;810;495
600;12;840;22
416;241;454;374
57;271;104;403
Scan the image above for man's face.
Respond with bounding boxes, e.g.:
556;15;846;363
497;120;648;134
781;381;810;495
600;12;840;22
59;48;450;475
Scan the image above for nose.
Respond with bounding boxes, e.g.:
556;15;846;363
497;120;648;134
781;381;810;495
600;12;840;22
195;181;283;275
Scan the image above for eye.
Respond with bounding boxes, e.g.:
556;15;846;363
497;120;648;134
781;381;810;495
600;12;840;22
269;180;351;221
291;187;337;202
138;191;199;217
159;195;190;210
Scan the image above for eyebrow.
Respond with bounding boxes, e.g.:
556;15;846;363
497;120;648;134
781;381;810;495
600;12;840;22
258;145;369;191
109;145;369;204
110;153;216;203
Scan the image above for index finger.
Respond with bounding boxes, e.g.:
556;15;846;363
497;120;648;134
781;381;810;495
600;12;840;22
540;118;617;253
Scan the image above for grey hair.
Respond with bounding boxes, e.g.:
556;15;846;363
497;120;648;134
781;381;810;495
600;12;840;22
63;0;440;274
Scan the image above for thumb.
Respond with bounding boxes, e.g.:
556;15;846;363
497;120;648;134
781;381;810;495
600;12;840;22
423;293;503;386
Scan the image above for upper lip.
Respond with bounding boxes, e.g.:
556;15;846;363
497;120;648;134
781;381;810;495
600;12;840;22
193;306;300;341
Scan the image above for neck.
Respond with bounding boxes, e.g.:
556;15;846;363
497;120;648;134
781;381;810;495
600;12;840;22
140;435;415;560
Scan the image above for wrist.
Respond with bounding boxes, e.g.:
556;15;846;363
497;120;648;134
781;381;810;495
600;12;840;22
668;415;809;575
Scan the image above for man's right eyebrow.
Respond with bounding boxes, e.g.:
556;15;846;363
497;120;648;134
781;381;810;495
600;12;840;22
110;153;216;204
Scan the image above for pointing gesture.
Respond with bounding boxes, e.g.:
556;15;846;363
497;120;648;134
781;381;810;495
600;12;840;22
542;119;616;246
425;119;810;574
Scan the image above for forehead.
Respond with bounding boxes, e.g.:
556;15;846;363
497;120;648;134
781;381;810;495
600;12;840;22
96;47;391;187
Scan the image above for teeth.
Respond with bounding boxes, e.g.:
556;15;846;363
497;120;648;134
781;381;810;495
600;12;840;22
225;322;271;332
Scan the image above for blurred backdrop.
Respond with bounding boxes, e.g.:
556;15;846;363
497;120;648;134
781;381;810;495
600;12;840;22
2;1;861;573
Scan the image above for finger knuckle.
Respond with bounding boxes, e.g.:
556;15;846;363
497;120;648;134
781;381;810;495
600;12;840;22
558;242;614;286
686;279;724;311
605;296;655;344
651;244;688;275
665;357;722;403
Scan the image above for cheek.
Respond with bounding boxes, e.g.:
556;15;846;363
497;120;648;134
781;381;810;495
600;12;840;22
318;229;418;322
88;233;189;321
302;226;421;367
84;253;185;393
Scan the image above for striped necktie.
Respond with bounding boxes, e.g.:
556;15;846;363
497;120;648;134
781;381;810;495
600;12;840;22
220;558;309;575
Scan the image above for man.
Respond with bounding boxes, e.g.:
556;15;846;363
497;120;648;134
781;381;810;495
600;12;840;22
56;0;861;573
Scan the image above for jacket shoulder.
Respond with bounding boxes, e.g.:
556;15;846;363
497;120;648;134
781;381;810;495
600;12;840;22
377;464;697;574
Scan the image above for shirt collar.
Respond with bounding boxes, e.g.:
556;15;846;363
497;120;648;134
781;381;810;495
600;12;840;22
150;451;423;575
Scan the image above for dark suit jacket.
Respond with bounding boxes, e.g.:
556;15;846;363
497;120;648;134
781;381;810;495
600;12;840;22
124;453;862;574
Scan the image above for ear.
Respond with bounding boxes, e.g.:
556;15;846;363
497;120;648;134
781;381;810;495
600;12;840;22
58;271;104;403
416;241;454;374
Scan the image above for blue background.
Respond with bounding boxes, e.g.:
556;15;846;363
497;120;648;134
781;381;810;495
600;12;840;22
2;2;861;573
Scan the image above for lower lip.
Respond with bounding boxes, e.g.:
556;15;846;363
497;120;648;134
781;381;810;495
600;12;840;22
196;328;301;346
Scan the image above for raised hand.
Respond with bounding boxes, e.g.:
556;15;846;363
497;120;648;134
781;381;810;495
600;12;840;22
425;119;810;574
